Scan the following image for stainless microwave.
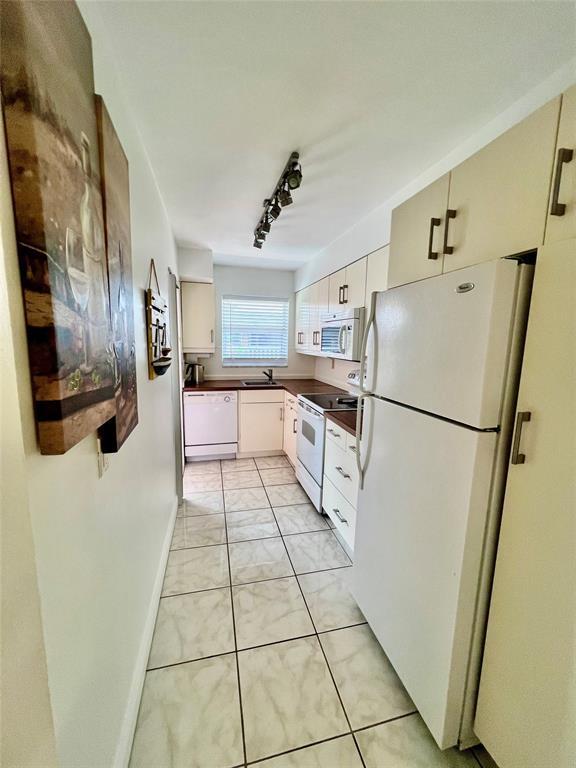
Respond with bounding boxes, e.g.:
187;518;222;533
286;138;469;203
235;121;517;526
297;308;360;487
320;307;365;361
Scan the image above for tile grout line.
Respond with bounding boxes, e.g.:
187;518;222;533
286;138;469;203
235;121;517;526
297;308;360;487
170;523;335;553
219;460;248;768
160;562;355;599
255;463;368;768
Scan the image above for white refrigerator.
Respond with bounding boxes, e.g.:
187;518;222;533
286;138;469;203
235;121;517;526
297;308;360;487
353;257;534;751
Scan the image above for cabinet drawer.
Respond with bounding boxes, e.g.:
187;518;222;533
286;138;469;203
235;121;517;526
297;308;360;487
240;389;284;403
325;420;346;445
324;438;359;506
284;393;297;408
345;431;358;457
322;475;356;550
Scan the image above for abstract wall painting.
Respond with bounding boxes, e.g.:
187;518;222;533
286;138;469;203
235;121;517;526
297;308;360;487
1;0;117;454
95;97;138;452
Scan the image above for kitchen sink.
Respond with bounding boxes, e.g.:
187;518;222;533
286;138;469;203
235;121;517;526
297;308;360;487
241;379;281;386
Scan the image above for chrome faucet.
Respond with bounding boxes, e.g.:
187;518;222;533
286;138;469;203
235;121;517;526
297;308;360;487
263;368;274;382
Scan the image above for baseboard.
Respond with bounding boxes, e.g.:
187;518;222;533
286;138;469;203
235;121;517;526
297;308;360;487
113;495;178;768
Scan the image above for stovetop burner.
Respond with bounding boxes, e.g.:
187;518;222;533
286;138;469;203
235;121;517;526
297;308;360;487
298;393;358;412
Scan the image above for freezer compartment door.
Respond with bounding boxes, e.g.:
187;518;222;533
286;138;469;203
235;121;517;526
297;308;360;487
353;396;497;749
371;258;526;428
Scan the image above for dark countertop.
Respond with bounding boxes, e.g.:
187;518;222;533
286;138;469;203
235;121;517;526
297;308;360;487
183;378;347;397
326;409;358;437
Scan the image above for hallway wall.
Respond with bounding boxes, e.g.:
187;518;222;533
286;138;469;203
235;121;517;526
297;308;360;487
1;4;179;767
0;108;59;768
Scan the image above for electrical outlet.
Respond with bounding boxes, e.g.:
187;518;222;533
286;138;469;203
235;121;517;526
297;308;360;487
96;437;109;478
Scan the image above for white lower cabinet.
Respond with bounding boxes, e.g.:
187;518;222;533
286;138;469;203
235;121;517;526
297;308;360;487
282;392;298;467
238;390;284;454
322;421;359;550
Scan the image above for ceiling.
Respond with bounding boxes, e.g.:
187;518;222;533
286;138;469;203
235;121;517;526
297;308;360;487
94;1;575;270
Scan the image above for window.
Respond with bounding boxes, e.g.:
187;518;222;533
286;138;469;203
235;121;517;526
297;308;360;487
221;295;289;367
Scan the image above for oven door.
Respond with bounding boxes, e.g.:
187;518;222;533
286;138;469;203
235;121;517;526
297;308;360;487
296;401;324;485
321;322;347;358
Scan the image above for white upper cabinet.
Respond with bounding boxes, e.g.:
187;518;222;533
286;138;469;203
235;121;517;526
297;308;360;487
181;281;215;353
328;267;347;314
344;258;367;309
365;245;389;304
388;175;449;288
309;277;329;352
295;285;310;352
327;259;367;316
545;85;576;245
443;97;560;272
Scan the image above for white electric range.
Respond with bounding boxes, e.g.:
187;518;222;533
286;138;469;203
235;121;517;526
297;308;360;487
296;392;358;510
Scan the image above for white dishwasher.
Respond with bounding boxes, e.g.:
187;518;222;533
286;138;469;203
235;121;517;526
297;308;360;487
183;391;238;459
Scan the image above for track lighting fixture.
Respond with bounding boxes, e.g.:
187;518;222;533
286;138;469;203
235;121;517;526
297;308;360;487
252;151;302;248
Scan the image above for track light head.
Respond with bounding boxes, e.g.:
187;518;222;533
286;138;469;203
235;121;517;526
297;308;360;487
253;238;263;249
285;163;302;190
278;185;292;206
269;198;281;220
260;217;271;234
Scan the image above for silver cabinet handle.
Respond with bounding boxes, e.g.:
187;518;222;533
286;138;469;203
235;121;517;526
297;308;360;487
210;329;214;343
348;445;357;453
327;428;340;437
293;418;297;434
332;508;348;525
280;407;284;421
511;411;531;465
335;466;351;479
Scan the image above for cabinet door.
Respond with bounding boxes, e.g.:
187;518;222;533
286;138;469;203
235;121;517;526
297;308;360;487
309;278;329;353
388;174;449;288
365;245;389;305
294;289;304;348
283;401;298;466
475;238;576;768
343;257;367;308
239;402;284;453
545;85;576;244
181;281;215;352
444;97;560;272
328;268;346;314
295;286;310;352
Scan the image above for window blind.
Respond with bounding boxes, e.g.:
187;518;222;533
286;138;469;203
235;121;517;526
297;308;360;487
221;295;290;367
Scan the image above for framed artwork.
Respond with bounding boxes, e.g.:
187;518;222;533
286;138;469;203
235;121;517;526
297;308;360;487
95;96;138;452
1;0;115;454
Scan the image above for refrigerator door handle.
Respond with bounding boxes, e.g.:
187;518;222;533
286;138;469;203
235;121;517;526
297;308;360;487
355;393;373;489
359;290;377;394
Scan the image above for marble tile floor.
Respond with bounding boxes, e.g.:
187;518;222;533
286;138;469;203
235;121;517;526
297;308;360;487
130;458;496;768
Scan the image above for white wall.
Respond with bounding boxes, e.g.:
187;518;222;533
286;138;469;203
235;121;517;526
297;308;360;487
295;59;576;291
0;108;58;768
202;265;315;380
178;244;213;282
1;4;179;766
313;358;358;390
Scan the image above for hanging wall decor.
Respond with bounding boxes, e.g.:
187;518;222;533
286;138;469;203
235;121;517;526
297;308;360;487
145;259;172;379
0;0;115;454
95;96;139;453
